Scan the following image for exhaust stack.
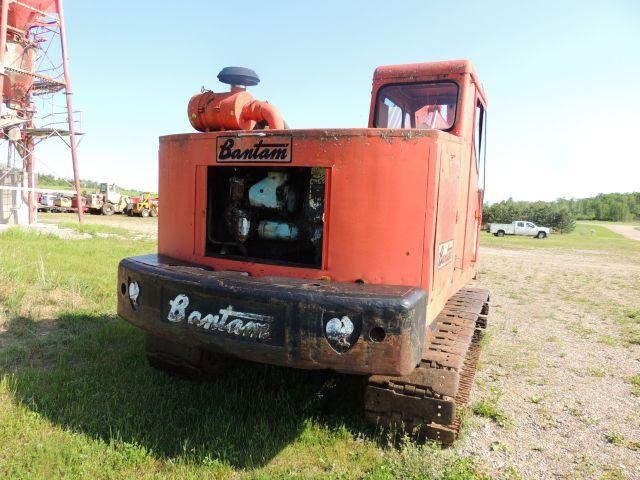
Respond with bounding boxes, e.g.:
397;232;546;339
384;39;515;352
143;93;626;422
187;67;285;132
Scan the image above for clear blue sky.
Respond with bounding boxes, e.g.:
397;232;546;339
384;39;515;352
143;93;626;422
38;0;640;202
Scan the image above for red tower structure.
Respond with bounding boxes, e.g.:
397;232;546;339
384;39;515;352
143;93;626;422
0;0;82;223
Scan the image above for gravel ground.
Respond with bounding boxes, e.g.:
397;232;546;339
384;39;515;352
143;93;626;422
600;224;640;241
459;246;640;479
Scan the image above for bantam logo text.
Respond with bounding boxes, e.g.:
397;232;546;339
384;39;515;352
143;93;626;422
216;137;292;162
437;239;454;269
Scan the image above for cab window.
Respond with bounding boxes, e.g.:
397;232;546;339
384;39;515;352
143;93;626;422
526;222;535;228
474;100;485;172
374;82;458;131
517;222;524;227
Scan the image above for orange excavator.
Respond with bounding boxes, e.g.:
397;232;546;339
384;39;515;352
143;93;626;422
118;62;489;443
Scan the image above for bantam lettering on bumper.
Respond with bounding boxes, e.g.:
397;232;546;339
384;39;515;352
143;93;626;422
167;293;272;340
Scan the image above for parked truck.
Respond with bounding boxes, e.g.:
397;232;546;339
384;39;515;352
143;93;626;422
489;220;549;238
117;61;490;444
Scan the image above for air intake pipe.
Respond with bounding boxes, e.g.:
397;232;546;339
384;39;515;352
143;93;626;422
188;67;285;132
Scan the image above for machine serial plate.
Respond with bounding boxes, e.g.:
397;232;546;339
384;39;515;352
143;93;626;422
216;136;293;163
161;287;286;346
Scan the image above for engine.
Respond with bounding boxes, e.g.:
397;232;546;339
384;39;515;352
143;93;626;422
206;166;326;268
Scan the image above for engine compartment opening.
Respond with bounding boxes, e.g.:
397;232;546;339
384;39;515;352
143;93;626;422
206;166;326;268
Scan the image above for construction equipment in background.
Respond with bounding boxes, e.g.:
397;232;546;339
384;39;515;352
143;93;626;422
53;193;71;212
0;0;83;225
37;191;87;213
85;182;130;215
128;193;159;218
71;193;87;213
117;61;489;444
37;192;56;212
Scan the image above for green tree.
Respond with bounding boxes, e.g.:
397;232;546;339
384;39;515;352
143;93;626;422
552;208;576;233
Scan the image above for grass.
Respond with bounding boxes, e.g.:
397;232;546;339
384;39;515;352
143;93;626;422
57;221;132;238
627;375;640;396
0;229;490;479
470;388;513;428
471;400;513;428
604;432;640;451
617;309;640;346
587;368;606;378
480;223;640;253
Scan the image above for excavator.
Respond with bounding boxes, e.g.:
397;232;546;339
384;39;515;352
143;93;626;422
117;61;489;443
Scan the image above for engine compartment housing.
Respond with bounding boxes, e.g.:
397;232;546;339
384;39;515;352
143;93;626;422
205;166;326;268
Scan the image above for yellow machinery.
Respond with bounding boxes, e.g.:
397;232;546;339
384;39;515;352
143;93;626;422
129;193;158;217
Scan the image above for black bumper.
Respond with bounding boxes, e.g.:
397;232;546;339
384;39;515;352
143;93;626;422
117;255;427;376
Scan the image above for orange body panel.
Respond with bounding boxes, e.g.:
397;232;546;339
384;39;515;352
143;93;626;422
159;59;486;327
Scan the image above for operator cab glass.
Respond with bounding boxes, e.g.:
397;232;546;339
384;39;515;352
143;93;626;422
374;82;458;130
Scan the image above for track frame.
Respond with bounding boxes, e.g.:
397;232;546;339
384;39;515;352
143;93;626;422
365;286;490;444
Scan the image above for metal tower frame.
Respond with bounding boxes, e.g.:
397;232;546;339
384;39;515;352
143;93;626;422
0;0;83;223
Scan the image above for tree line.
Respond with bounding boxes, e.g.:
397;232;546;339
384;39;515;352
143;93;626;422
38;173;101;190
483;192;639;234
37;174;144;197
556;192;640;222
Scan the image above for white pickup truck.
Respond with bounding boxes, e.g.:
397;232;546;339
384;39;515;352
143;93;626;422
489;221;550;239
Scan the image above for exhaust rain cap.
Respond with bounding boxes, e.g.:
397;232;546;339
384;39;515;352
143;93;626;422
217;67;260;87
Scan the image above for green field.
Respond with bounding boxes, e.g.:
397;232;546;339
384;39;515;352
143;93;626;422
0;228;492;480
481;223;640;253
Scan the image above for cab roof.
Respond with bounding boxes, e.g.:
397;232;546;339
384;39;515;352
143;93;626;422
373;60;487;106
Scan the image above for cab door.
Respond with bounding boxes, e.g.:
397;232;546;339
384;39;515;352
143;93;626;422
525;222;537;235
514;221;526;235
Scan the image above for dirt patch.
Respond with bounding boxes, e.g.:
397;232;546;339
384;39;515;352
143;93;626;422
458;245;640;479
600;224;640;241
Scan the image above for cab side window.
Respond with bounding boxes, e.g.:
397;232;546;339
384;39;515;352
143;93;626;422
517;222;524;228
474;99;486;184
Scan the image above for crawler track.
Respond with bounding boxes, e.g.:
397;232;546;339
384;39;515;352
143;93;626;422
365;287;490;444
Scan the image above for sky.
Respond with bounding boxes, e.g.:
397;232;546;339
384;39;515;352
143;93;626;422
31;0;640;203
